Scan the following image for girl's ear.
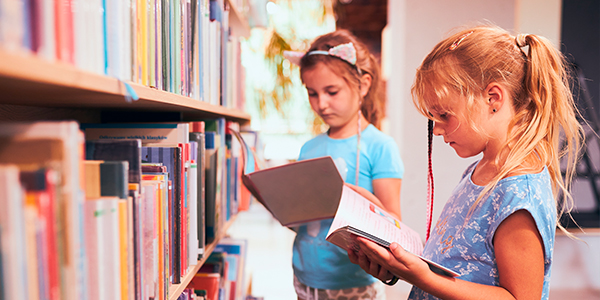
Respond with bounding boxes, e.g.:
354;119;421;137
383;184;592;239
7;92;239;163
360;73;372;98
486;82;507;113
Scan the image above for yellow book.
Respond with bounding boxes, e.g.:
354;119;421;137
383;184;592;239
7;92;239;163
148;0;156;88
118;200;129;300
138;0;148;85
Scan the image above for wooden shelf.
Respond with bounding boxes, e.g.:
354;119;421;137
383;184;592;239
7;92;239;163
168;216;237;300
0;49;251;123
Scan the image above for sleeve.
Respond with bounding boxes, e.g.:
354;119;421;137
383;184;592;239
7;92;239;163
370;138;404;180
485;176;556;262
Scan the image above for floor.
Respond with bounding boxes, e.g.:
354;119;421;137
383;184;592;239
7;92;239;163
227;202;600;300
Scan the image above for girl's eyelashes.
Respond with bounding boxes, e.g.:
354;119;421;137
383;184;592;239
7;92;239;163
428;110;449;121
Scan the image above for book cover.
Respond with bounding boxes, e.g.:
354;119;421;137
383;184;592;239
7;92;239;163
85;139;142;187
55;0;75;64
141;145;182;284
204;131;221;245
188;140;200;266
189;131;206;258
81;123;188;145
84;160;129;200
241;156;343;227
140;182;158;300
142;173;168;300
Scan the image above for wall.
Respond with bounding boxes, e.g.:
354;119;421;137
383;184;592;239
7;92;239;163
385;0;599;297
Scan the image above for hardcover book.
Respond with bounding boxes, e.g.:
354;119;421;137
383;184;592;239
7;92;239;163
231;131;460;278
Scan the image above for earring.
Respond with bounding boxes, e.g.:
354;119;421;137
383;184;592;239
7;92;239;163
492;108;497;113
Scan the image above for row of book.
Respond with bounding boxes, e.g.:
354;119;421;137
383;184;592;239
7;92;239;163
186;237;248;300
0;0;245;109
0;119;255;300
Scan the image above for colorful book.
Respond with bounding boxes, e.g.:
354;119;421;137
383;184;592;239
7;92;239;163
141;145;183;284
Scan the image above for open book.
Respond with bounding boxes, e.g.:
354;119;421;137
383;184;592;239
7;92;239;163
327;185;460;278
229;129;459;277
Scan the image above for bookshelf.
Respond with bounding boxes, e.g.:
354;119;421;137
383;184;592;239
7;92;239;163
167;216;237;300
0;0;253;299
0;49;250;123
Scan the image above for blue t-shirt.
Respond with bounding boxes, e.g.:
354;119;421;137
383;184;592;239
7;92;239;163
293;124;405;289
409;162;557;300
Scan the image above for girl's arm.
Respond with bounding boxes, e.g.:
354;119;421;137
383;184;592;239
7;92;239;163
372;178;402;220
348;209;544;300
345;178;402;220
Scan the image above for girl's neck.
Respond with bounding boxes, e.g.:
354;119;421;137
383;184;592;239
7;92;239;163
472;153;544;186
328;114;370;139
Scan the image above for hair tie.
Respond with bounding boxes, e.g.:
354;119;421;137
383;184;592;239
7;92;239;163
283;42;361;74
516;34;528;48
449;31;473;51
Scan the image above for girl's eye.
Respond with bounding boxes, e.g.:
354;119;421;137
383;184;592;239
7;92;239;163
308;92;317;97
328;91;338;96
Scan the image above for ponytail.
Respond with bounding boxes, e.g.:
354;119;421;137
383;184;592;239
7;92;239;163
516;33;584;226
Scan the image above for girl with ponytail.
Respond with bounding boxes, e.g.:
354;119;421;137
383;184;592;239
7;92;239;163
284;29;405;299
347;24;585;300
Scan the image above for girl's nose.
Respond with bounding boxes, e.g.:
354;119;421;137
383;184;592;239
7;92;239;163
316;95;329;110
432;121;444;136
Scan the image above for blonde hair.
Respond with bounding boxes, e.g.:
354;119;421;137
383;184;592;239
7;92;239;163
300;29;384;129
412;24;584;230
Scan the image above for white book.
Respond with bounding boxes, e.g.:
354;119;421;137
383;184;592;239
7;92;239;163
106;0;124;79
91;0;105;74
101;198;122;300
141;183;158;300
73;0;90;72
188;145;199;266
38;0;57;60
0;0;25;51
83;199;101;300
0;165;29;300
201;2;210;102
121;0;133;81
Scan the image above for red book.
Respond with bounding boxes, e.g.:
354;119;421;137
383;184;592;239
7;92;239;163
55;0;74;63
20;169;61;300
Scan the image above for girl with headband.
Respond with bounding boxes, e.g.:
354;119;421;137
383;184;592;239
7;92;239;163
347;24;585;300
284;29;405;299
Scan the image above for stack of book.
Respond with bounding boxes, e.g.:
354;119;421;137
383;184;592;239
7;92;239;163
0;119;251;300
0;0;245;109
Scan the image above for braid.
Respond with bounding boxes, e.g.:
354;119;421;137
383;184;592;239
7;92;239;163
426;119;435;241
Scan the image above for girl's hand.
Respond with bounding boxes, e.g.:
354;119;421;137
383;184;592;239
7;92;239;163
348;235;432;286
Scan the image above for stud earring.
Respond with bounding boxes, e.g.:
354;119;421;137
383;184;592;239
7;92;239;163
492;108;497;113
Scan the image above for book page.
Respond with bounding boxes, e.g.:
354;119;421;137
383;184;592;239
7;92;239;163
327;185;424;255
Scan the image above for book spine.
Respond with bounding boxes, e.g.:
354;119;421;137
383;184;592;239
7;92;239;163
172;146;182;284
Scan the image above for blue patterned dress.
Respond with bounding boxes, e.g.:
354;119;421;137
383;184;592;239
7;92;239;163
409;161;557;300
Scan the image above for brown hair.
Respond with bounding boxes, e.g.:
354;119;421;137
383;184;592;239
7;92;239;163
412;24;584;228
299;29;384;129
